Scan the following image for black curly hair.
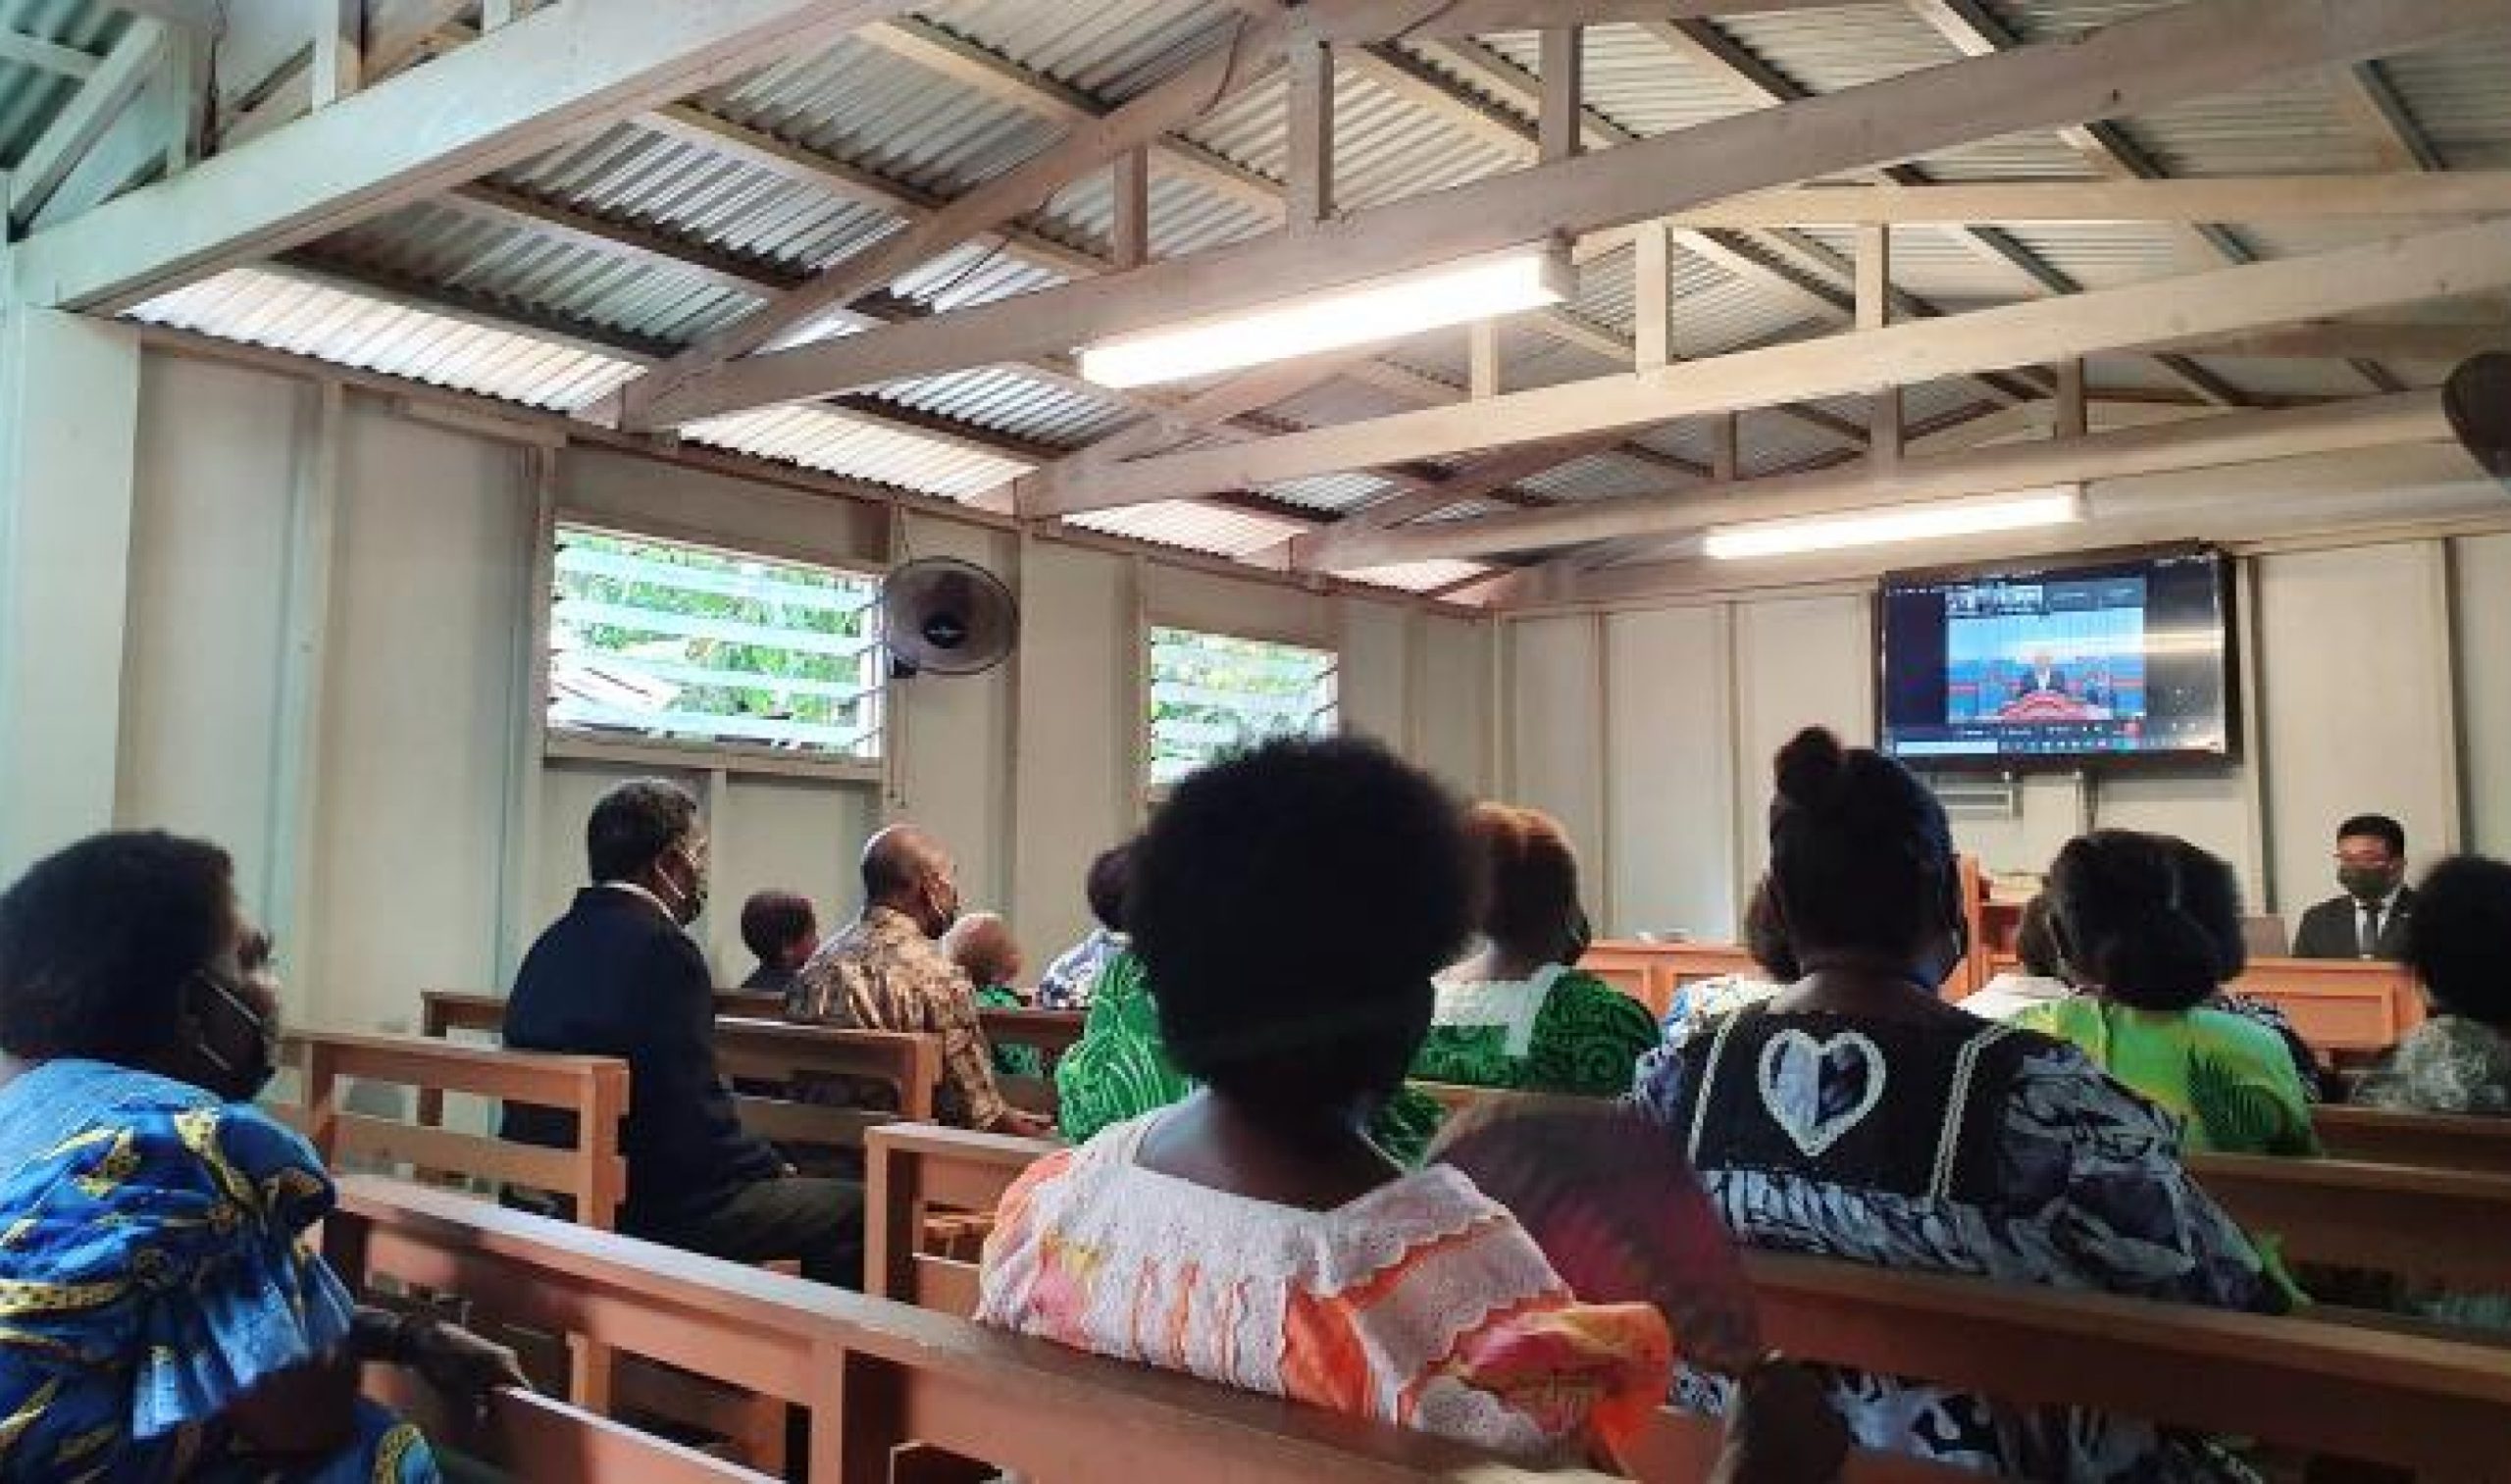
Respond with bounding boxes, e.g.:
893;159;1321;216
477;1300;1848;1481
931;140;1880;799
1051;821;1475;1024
587;779;698;883
1765;727;1958;961
2046;830;2244;1012
0;831;237;1063
2406;854;2511;1028
1085;841;1137;935
1130;736;1475;1121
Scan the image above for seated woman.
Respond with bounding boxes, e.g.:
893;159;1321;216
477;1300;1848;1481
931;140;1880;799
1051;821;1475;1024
981;738;1836;1474
1659;877;1795;1053
1955;895;2074;1021
1035;842;1134;1011
1415;804;1658;1097
2016;832;2320;1158
1635;729;2280;1481
2358;853;2511;1116
943;911;1043;1080
0;832;527;1484
1051;850;1442;1158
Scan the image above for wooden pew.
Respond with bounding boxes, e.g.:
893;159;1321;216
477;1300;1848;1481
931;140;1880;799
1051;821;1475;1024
2313;1103;2511;1177
421;990;945;1157
329;1174;1614;1484
864;1125;2511;1479
1579;941;1760;1020
281;1029;630;1228
2191;1152;2511;1291
977;1004;1084;1116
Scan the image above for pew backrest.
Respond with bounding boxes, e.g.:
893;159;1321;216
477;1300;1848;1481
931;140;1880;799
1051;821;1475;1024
866;1122;1058;1314
331;1174;1602;1484
422;990;947;1153
863;1122;2511;1477
2189;1151;2511;1290
282;1029;630;1229
2311;1102;2511;1177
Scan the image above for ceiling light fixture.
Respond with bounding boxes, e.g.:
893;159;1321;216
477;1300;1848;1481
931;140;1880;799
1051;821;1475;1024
1702;486;2085;560
1077;245;1571;388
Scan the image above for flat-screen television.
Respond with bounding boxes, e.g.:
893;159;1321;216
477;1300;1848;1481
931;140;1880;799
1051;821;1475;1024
1877;545;2237;768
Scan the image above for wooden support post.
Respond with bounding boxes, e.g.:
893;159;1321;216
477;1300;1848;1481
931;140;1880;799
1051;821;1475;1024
310;0;361;109
1712;412;1740;482
1286;30;1333;227
1539;26;1581;164
1111;145;1150;270
1859;224;1900;467
2057;358;2088;438
1634;221;1672;371
1470;321;1501;400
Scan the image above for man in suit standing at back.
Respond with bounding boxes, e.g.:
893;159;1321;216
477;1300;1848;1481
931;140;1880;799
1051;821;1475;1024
2291;813;2416;961
503;779;862;1285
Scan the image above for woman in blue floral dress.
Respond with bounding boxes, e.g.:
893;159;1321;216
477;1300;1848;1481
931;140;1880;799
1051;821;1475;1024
0;832;524;1483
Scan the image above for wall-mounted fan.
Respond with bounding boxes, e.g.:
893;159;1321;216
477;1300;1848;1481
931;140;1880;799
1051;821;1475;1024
2445;352;2510;486
881;557;1018;678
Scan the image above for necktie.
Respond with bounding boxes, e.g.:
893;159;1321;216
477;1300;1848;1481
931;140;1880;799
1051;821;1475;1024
2360;903;2383;957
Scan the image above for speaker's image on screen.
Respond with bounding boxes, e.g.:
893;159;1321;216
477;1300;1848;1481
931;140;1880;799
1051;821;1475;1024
1878;549;2232;766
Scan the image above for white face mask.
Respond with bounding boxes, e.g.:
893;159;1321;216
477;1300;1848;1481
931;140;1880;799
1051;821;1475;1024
662;844;709;926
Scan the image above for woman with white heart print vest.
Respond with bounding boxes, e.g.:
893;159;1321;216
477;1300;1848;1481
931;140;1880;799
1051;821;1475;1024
1634;727;2284;1483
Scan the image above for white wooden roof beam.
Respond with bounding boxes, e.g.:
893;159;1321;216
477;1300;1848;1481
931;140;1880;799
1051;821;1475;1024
7;20;165;231
13;0;925;313
0;26;98;78
1637;174;2511;229
627;0;2511;434
1051;217;2511;524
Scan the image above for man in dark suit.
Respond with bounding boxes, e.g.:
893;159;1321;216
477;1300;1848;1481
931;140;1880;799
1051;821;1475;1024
2012;650;2069;699
503;779;861;1285
2290;813;2416;961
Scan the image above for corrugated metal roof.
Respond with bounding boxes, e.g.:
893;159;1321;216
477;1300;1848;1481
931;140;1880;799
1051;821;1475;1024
1339;558;1493;593
918;0;1241;104
682;405;1029;497
128;267;643;411
0;0;127;168
1067;499;1307;556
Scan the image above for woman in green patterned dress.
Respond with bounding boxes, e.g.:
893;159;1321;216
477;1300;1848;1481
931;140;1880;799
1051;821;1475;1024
2014;831;2318;1158
1413;804;1660;1098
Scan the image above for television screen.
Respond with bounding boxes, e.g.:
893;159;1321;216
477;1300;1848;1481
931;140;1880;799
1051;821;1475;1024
1877;547;2235;767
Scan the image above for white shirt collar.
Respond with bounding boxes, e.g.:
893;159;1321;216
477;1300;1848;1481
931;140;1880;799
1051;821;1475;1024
597;879;677;921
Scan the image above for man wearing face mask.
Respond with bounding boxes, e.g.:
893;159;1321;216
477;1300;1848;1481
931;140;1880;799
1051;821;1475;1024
789;825;1053;1137
2291;814;2416;962
503;780;864;1284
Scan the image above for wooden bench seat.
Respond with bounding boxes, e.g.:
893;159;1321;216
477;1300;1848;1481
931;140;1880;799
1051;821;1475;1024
2311;1103;2511;1177
2189;1151;2511;1290
331;1174;1619;1484
863;1124;2511;1478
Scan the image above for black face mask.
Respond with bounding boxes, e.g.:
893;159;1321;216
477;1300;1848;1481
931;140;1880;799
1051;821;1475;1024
2338;865;2397;903
191;970;279;1100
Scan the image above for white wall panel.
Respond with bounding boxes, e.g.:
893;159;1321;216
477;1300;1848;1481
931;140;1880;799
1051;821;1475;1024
119;356;301;916
711;773;879;980
2256;542;2457;916
1012;541;1134;955
309;405;531;1031
2454;533;2511;860
1605;604;1735;939
1338;597;1410;754
1506;616;1604;870
1417;613;1491;797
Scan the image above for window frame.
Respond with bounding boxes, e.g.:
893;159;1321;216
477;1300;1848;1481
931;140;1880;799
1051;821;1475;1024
1142;621;1342;797
538;517;891;785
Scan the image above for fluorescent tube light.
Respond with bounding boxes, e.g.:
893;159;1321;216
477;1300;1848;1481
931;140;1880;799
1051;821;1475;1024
1703;487;2084;560
1078;247;1570;388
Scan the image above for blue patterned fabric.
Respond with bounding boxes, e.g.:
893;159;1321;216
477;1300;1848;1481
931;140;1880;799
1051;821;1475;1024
1635;1011;2277;1482
1036;929;1127;1011
0;1059;437;1482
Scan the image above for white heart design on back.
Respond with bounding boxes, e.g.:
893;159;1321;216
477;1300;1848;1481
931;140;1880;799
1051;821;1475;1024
1756;1028;1888;1158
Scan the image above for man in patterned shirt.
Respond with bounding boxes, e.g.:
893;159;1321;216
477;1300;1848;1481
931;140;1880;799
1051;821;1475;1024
789;825;1052;1137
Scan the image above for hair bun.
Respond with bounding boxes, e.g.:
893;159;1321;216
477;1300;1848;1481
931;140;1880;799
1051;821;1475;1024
1772;727;1849;809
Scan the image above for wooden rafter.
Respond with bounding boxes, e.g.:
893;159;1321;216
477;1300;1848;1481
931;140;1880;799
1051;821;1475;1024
1623;174;2511;229
1321;391;2452;569
1903;0;2403;401
611;10;1295;428
13;0;928;312
1046;218;2511;519
629;0;2511;433
8;20;166;230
